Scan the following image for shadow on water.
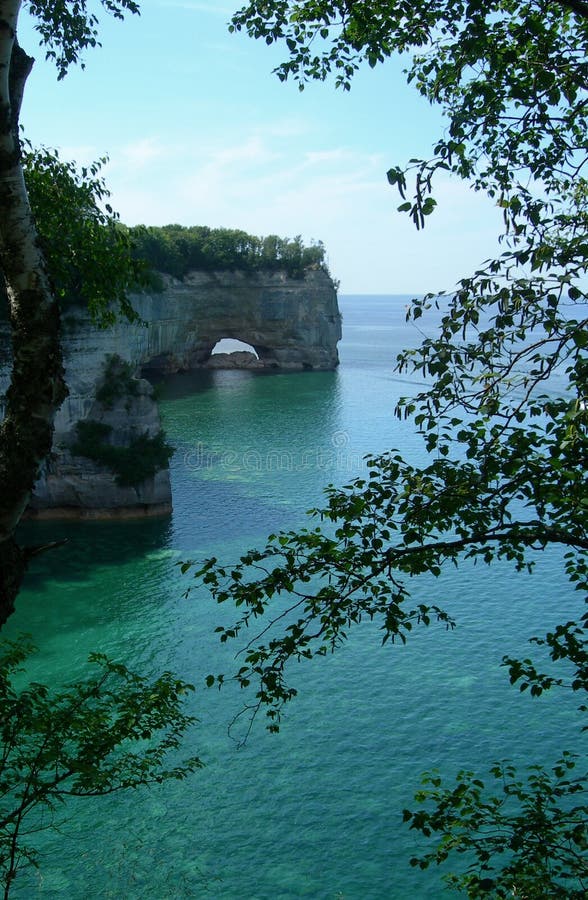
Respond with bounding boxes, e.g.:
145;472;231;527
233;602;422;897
6;363;348;658
13;367;344;594
146;369;218;398
16;516;173;589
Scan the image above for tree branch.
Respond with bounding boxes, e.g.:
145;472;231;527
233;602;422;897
385;524;588;566
552;0;588;21
23;539;68;562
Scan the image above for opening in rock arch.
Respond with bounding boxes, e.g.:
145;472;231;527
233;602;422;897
211;338;259;358
206;338;263;370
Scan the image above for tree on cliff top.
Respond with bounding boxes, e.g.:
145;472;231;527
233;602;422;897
0;0;142;625
185;1;588;893
128;224;328;281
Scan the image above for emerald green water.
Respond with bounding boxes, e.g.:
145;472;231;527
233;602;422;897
5;296;583;898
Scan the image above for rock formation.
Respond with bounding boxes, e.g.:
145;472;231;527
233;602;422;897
133;268;341;374
0;268;341;518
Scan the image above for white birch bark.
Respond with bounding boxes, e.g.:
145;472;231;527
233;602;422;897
0;0;67;623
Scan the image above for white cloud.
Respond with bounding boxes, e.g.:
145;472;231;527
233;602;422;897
120;138;165;169
209;135;279;167
303;148;358;166
104;121;503;293
262;118;310;139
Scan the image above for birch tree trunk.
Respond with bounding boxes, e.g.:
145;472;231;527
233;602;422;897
0;0;68;627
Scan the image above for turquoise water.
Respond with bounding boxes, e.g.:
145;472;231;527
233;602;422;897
5;295;584;898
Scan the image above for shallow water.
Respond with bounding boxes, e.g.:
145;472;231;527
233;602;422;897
5;295;583;898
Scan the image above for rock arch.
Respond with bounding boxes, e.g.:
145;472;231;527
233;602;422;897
138;269;341;374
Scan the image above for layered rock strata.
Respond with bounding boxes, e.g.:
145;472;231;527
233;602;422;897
135;268;341;374
27;375;172;520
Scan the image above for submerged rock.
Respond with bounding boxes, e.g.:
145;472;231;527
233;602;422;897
206;351;263;369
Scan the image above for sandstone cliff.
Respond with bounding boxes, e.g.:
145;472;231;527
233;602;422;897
129;268;341;373
0;268;341;518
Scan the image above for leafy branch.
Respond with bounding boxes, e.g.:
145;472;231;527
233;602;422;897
0;638;201;896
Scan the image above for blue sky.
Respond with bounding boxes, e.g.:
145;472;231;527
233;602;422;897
19;1;503;293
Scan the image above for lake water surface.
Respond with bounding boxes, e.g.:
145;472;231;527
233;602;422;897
6;295;583;898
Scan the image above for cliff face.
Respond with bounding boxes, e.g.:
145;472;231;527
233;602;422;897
127;268;341;373
27;376;173;520
0;268;341;518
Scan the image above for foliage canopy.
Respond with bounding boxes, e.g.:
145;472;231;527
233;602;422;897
72;419;173;487
24;0;140;78
405;754;587;898
220;0;588;725
129;224;329;283
22;146;144;324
